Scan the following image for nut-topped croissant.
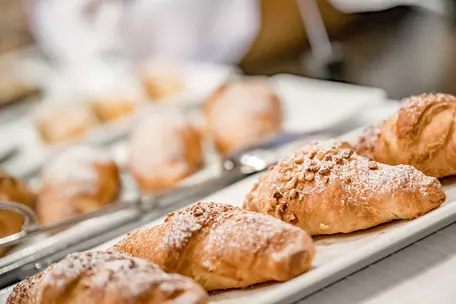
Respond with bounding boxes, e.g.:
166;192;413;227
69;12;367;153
243;141;446;236
113;201;315;291
8;251;208;304
353;93;456;177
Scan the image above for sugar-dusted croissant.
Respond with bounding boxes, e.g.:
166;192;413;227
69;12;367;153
203;78;282;156
37;146;121;225
113;202;315;291
243;141;445;236
353;93;456;177
8;251;208;304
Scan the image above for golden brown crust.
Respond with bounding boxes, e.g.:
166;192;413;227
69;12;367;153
353;93;456;177
7;251;208;304
90;97;137;122
36;146;120;226
113;201;315;291
128;113;203;193
140;61;183;100
203;78;283;156
243;141;446;236
0;171;35;255
35;103;98;144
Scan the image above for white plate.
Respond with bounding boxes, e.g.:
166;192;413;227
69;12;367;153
4;175;455;304
86;176;456;304
5;104;456;303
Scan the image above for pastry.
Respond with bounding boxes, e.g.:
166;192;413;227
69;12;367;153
243;141;445;236
203;78;282;156
128;111;203;193
140;60;183;100
113;201;315;291
36;146;120;225
7;251;208;304
35;102;98;144
352;93;456;177
90;96;139;122
0;171;35;255
86;73;145;122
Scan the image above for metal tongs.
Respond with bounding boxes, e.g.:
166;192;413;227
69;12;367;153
0;129;333;287
0;129;332;248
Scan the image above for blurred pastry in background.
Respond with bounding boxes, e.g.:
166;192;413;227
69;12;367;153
140;59;184;100
203;78;282;156
128;111;203;193
0;171;35;255
90;95;140;122
36;146;120;225
83;68;146;122
35;102;98;144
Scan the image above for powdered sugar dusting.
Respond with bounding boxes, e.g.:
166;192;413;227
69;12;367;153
245;140;444;232
129;111;191;180
160;202;233;250
10;251;205;303
41;146;112;195
202;209;305;271
208;78;280;147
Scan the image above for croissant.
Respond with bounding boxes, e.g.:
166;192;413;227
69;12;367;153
353;93;456;177
113;201;315;291
37;146;121;225
243;141;446;236
7;251;208;304
203;78;282;156
0;171;35;256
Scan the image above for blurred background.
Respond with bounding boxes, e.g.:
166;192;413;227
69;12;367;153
1;0;456;101
0;0;455;175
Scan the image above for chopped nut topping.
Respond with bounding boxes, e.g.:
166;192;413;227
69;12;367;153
334;155;344;164
342;149;353;159
272;190;283;199
316;151;326;160
279;202;288;213
286;213;298;224
323;154;332;161
305;172;315;181
287;177;298;189
309;163;320;172
368;161;378;170
321;176;329;184
193;207;203;216
293;157;303;164
319;166;330;175
308;150;316;159
298;172;306;182
289;189;298;199
280;173;292;181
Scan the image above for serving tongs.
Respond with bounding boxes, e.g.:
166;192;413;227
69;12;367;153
0;129;333;287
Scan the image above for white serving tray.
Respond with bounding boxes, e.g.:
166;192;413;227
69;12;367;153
70;172;455;304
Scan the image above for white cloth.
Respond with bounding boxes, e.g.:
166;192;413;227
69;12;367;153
329;0;447;14
29;0;260;65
